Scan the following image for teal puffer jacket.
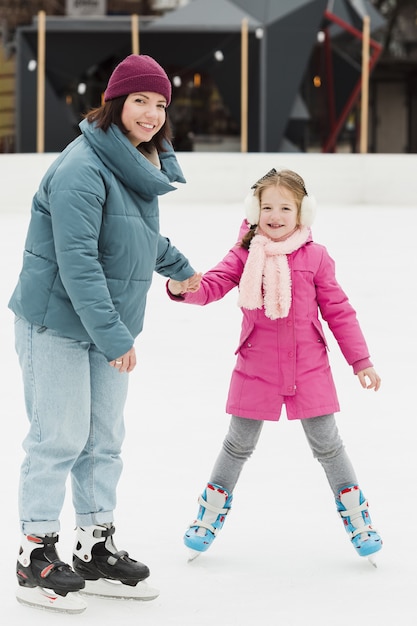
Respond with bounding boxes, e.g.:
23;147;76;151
9;119;194;360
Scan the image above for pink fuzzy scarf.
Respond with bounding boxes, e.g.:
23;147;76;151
238;227;310;319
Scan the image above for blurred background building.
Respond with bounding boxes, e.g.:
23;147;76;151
0;0;416;153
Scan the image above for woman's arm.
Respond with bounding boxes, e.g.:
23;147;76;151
49;171;134;361
155;234;195;281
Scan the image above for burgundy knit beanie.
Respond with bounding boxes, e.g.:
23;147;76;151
104;54;171;105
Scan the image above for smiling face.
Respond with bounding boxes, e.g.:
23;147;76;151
121;91;167;146
258;184;299;241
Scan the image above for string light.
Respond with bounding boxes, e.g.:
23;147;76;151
170;33;238;84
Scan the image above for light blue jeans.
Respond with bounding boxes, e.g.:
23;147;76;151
14;317;129;535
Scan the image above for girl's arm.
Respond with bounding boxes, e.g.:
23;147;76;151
167;246;246;306
314;247;374;370
315;252;381;390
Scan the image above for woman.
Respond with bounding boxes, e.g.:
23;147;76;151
9;54;199;613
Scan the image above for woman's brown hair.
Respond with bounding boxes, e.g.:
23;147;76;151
84;96;173;153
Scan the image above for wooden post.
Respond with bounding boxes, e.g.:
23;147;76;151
241;17;248;153
360;15;370;154
37;10;46;153
131;14;139;55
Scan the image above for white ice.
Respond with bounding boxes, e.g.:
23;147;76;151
1;155;416;625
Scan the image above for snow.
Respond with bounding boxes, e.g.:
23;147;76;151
1;160;416;624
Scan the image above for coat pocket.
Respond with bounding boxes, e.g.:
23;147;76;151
234;321;255;355
311;318;329;350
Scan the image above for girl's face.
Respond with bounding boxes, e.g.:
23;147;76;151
258;184;299;241
121;92;167;146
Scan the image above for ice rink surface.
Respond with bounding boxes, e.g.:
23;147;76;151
1;160;416;624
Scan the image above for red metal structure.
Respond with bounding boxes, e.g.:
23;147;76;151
321;9;383;153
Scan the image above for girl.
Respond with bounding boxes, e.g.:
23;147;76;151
9;54;198;612
168;168;382;565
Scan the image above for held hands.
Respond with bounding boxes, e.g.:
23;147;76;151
110;346;136;373
357;367;381;391
168;272;203;295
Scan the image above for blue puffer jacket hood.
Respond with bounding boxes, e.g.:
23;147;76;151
9;120;194;360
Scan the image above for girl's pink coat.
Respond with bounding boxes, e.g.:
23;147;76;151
171;226;372;421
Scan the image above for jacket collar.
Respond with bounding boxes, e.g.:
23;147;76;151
79;118;185;198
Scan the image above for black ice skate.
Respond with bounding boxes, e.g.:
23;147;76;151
16;533;87;613
73;523;159;600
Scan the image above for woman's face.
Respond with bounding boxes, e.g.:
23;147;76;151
121;92;167;146
258;184;299;241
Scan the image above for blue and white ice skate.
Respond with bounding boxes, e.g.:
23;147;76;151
336;484;382;567
184;483;232;561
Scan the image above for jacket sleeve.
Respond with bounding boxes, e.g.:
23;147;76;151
168;247;245;305
49;167;134;360
314;246;373;372
155;235;195;280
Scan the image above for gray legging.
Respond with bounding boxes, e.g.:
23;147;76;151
209;414;357;497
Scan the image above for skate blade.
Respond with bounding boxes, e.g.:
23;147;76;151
187;549;202;562
16;586;87;613
81;578;159;601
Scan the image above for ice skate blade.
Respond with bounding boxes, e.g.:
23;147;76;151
187;549;202;562
16;586;87;613
81;578;159;600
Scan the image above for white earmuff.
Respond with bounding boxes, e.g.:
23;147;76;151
244;191;260;225
300;194;317;227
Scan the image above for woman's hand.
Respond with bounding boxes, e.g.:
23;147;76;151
168;272;202;295
357;367;381;391
110;346;136;373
